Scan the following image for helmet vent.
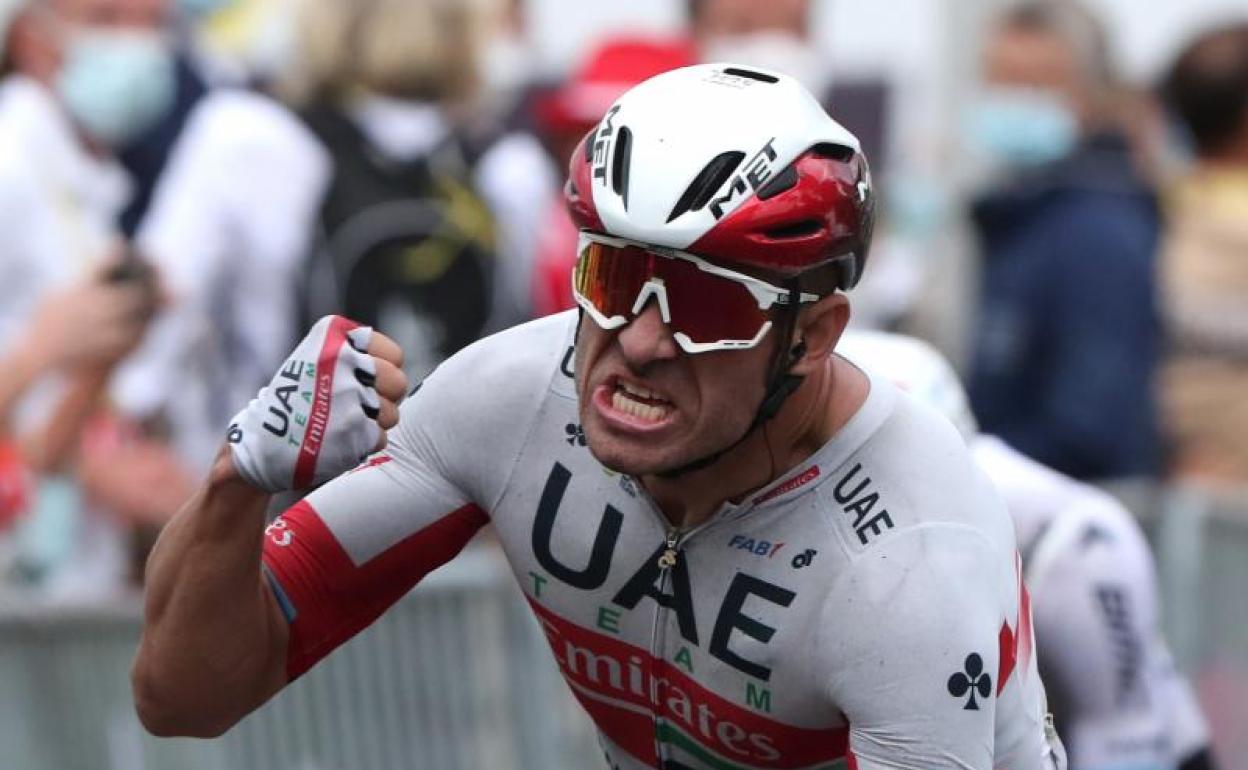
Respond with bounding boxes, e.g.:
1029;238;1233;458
723;67;779;84
756;165;798;201
665;150;745;223
813;142;855;162
764;220;822;240
612;126;633;209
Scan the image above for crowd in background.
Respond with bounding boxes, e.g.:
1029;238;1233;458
0;0;1244;605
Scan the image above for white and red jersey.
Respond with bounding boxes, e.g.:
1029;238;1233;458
972;436;1210;770
260;312;1059;770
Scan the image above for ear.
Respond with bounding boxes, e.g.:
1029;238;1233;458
787;293;850;377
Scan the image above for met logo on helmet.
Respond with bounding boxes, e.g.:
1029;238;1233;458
708;137;777;220
592;105;622;184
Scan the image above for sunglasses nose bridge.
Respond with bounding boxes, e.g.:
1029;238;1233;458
618;289;681;364
629;278;672;324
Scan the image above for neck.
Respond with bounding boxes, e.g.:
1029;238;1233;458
640;354;868;530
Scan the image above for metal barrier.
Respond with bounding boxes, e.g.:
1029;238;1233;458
1149;487;1248;770
1;491;1246;770
0;546;601;770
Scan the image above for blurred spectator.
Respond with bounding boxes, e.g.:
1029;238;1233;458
114;0;233;236
0;0;195;595
477;0;536;126
0;279;151;575
965;0;1161;481
530;36;697;316
1158;23;1248;486
116;0;553;473
116;0;305;239
0;0;169;346
686;0;829;96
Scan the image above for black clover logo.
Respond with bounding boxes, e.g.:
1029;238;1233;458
947;653;992;710
564;423;587;447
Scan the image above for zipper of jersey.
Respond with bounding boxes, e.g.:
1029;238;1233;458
634;479;737;766
646;525;681;766
657;527;681;570
646;519;719;767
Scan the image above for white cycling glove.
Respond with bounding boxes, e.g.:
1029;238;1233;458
227;315;382;492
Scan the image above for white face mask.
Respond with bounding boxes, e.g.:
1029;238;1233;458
477;34;535;109
701;31;831;97
56;29;176;147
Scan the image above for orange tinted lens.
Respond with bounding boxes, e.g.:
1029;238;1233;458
574;240;652;318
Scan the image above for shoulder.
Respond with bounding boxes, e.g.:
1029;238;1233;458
822;389;1015;558
0;84;45;204
818;416;1017;670
818;497;1014;722
402;311;578;425
472;132;559;210
387;312;577;498
0;142;37;213
475;131;553;183
971;436;1074;541
178;90;330;174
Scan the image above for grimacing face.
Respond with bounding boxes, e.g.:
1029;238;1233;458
573;302;776;477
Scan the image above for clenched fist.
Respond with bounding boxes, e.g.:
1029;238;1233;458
226;316;408;492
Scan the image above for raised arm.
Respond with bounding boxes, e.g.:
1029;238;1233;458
131;317;407;737
131;451;285;737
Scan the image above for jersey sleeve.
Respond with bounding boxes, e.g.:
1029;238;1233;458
824;527;1009;770
259;314;572;681
1028;498;1173;770
260;366;489;680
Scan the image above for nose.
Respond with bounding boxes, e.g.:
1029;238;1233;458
616;297;680;367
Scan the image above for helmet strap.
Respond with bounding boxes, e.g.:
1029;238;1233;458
655;285;806;479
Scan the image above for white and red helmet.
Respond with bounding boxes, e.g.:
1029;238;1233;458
565;63;875;291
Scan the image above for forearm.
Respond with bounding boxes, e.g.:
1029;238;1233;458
0;343;48;436
20;367;110;473
132;447;289;737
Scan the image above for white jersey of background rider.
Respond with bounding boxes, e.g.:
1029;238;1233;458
265;312;1055;770
971;435;1210;769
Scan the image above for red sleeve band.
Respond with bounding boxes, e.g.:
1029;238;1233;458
261;499;489;680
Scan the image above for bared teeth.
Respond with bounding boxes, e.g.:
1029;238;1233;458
618;381;669;403
612;389;670;422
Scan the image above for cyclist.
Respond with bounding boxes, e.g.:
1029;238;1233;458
133;64;1063;770
838;329;1216;770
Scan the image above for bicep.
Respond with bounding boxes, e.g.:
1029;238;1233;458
260;424;488;680
828;536;1004;770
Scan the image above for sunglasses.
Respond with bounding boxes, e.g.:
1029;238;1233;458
572;232;821;354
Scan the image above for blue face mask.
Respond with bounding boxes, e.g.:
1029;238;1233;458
966;88;1078;167
56;30;176;147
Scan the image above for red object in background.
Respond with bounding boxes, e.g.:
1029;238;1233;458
533;36;698;136
0;442;32;531
533;201;581;316
532;36;698;317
